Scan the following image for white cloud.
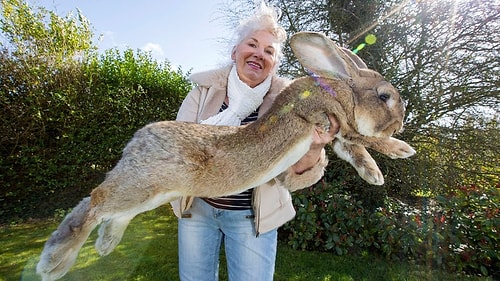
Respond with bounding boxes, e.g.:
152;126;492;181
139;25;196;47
142;43;165;61
97;30;125;50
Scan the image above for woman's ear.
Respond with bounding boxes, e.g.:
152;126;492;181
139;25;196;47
231;46;236;61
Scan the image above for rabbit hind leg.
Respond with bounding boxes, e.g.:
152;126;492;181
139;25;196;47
37;197;98;281
95;190;181;256
95;215;134;256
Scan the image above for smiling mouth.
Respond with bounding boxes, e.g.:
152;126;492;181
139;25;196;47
247;61;262;69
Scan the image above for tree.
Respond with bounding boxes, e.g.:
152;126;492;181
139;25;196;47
364;0;500;195
221;0;499;200
0;0;95;62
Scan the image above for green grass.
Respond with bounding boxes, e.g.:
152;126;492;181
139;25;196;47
0;207;492;281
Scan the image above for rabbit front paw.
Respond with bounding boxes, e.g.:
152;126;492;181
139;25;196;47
354;157;385;185
333;141;385;185
383;137;416;159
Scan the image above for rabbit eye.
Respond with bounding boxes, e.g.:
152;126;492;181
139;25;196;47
378;93;390;102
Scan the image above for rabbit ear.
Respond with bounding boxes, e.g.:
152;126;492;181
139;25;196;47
290;32;361;80
340;47;368;69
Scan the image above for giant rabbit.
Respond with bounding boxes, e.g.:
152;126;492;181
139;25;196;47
37;31;415;281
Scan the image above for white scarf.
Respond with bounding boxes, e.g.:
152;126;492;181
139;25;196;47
201;65;272;126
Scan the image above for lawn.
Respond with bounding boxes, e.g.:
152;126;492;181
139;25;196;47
0;207;493;281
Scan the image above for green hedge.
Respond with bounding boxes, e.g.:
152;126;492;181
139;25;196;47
0;48;192;223
281;179;500;278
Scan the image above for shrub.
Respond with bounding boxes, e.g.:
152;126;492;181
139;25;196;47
0;48;192;223
281;179;372;255
282;180;500;278
437;184;500;277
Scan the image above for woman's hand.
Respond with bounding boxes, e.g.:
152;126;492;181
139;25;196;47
292;114;339;174
311;114;339;148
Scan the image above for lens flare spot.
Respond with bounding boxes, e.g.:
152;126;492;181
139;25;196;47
352;34;377;54
300;90;311;99
365;34;377;45
280;103;294;114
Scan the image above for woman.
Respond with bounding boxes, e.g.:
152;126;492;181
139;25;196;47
171;3;338;281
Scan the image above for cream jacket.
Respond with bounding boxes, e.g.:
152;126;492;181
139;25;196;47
170;65;328;235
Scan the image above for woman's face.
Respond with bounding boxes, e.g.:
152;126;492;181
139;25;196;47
231;30;279;88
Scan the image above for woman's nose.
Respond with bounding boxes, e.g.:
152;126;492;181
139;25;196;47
253;47;264;58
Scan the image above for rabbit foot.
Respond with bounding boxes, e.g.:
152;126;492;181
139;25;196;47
333;141;385;185
356;162;385;185
95;216;132;256
95;232;120;256
383;138;416;159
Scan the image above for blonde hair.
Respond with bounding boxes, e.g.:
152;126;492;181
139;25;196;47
233;1;287;66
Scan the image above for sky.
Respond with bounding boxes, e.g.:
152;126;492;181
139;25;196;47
34;0;234;73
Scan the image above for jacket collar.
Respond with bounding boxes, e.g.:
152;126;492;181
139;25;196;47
189;65;232;89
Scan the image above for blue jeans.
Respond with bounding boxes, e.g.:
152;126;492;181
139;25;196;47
178;197;277;281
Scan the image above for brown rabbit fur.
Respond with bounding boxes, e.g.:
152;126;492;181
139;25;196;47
36;32;415;281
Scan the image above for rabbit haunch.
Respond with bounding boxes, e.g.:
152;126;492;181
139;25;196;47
36;31;415;281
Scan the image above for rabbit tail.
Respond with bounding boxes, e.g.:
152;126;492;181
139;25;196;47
37;197;98;281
